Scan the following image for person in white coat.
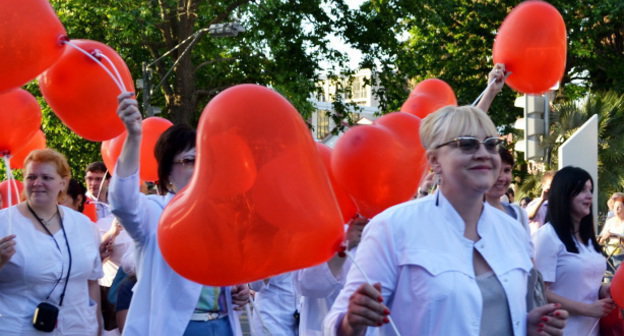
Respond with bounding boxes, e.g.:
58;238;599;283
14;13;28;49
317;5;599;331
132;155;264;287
533;166;615;336
110;92;249;336
250;272;299;336
295;215;366;336
323;105;568;336
0;149;103;335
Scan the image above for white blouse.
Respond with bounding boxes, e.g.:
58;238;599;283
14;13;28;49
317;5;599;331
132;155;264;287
0;206;103;335
533;223;606;336
323;191;533;335
295;250;352;336
250;272;299;336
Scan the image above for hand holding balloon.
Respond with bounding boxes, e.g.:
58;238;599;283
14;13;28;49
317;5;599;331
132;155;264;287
117;92;142;137
487;64;507;94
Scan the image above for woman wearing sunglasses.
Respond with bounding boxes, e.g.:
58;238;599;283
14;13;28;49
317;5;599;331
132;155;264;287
323;105;567;335
108;92;249;336
533;167;615;336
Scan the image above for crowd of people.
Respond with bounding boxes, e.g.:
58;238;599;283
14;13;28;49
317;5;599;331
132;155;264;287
0;65;620;336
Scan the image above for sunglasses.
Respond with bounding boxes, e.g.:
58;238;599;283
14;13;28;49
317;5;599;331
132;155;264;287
173;158;196;167
435;136;503;154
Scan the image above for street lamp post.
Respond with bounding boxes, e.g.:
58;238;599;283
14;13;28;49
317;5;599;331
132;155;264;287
139;22;245;116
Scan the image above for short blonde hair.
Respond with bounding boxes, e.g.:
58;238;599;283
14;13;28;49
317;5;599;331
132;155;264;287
420;105;498;150
24;149;72;179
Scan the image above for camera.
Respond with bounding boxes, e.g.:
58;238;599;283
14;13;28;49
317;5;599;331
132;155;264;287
32;302;59;332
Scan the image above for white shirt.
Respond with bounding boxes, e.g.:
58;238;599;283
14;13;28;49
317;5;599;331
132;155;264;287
323;191;532;336
250;272;299;336
295;247;352;336
109;171;243;336
0;206;103;335
533;223;605;336
95;215;133;287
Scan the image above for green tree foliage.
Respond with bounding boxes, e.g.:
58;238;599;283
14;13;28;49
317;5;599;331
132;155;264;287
343;0;624;126
516;91;624;214
13;0;350;177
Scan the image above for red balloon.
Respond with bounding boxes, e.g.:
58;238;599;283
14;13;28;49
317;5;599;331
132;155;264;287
0;0;67;93
39;39;135;141
159;84;344;286
0;179;23;208
316;143;357;223
375;112;428;181
201;133;257;198
100;117;172;181
332;124;422;218
401;79;457;118
82;200;98;223
600;307;624;336
0;89;42;156
613;264;624;308
493;1;567;94
101;136;123;174
9;130;46;169
140;117;173;182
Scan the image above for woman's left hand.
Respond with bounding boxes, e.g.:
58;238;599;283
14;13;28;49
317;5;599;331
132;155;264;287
527;303;568;336
231;284;250;310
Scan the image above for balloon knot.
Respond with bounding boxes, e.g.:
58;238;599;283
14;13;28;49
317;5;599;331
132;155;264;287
337;245;346;258
58;35;70;45
91;49;103;60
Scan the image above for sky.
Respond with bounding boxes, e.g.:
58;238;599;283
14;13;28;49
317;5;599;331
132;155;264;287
322;0;365;71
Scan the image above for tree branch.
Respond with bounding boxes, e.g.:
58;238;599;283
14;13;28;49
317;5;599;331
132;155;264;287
195;57;236;73
208;0;254;25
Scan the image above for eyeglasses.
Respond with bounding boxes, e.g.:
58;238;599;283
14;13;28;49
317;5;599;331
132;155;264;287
435;136;503;154
173;158;196;167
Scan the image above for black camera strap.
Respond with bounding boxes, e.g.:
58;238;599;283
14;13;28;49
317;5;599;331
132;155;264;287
27;203;72;306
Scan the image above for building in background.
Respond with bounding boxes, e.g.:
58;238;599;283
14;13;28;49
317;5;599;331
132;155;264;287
309;69;380;146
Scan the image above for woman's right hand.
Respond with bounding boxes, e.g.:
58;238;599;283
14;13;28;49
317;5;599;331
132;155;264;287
0;234;16;269
584;298;616;317
117;92;142;136
340;282;390;335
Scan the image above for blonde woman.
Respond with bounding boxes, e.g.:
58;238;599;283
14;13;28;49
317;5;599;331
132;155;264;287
323;106;567;336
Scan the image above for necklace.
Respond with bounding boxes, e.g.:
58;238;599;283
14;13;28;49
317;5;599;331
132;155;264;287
40;212;58;225
27;203;58;226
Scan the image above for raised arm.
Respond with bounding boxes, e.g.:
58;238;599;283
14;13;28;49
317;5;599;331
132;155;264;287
476;63;506;113
109;93;150;244
116;92;142;177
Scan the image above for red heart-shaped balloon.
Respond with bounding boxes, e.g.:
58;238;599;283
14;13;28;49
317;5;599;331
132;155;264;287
39;39;134;141
10;130;47;169
401;78;457;119
101;117;173;181
158;84;344;286
0;0;67;93
0;179;23;208
316;143;357;223
493;1;567;94
0;88;42;156
332;121;424;218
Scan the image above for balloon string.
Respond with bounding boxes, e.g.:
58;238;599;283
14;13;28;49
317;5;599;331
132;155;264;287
63;40;125;93
95;169;108;204
471;78;497;106
471;72;512;107
247;296;272;336
345;251;402;336
587;319;598;335
2;156;14;235
97;53;127;92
